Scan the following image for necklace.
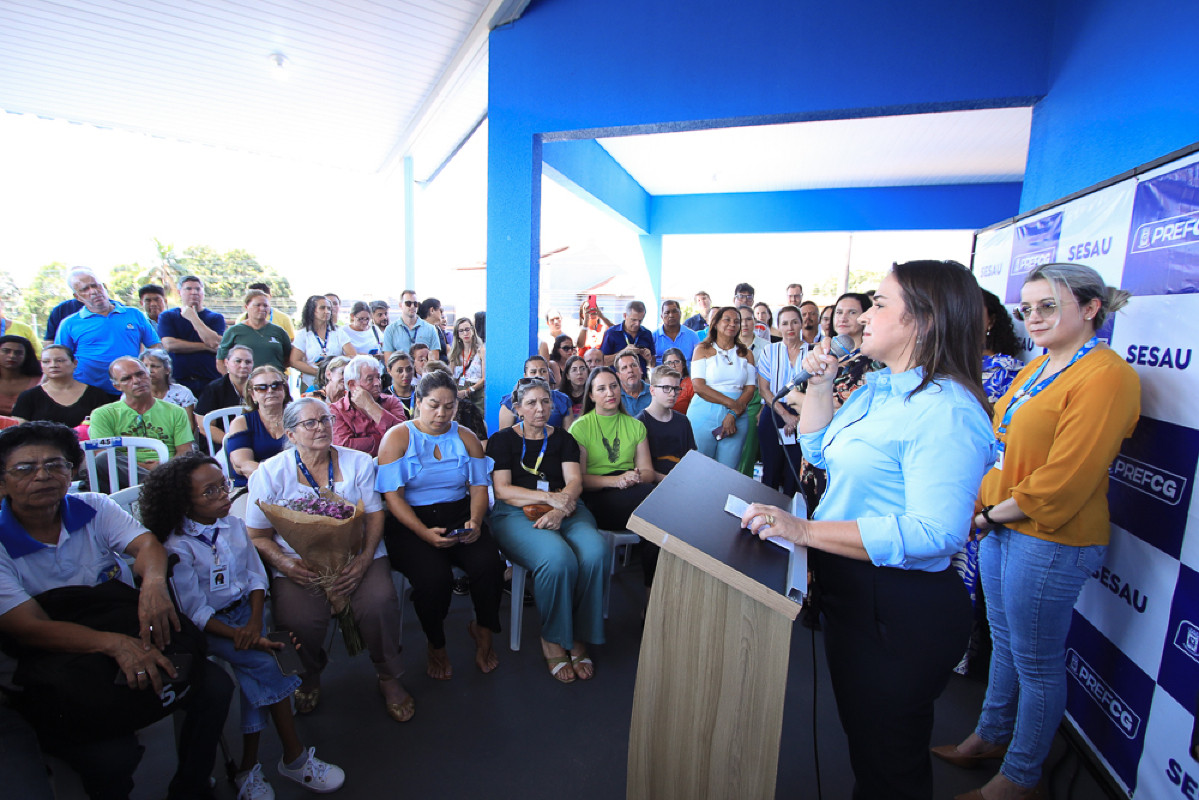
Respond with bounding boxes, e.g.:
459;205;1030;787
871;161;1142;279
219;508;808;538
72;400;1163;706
715;343;734;365
597;413;621;463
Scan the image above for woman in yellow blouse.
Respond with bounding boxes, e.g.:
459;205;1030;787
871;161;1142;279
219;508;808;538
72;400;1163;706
934;263;1140;800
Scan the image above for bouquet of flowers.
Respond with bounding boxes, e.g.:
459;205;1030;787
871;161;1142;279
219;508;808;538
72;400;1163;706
256;493;366;655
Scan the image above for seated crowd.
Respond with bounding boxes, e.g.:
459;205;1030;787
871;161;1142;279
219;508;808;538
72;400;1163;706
0;264;1133;800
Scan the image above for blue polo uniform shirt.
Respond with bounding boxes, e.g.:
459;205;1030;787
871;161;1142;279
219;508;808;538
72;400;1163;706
56;303;159;394
600;324;655;373
621;383;653;416
653;325;700;366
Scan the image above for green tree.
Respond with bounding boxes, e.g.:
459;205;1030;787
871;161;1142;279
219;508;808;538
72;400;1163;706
0;269;21;309
107;262;149;305
19;262;70;331
159;244;294;312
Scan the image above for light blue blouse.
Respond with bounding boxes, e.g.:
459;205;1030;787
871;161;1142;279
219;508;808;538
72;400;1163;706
799;367;996;572
375;421;493;507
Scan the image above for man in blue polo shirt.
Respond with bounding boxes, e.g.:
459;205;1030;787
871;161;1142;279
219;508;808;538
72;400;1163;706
600;300;654;374
55;267;160;395
382;289;441;361
653;299;700;366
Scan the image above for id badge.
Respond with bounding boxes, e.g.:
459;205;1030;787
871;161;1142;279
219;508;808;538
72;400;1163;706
536;480;550;493
993;441;1005;472
777;427;797;446
210;563;230;592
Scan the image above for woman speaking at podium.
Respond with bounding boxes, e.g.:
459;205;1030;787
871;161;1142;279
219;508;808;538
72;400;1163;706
743;260;996;800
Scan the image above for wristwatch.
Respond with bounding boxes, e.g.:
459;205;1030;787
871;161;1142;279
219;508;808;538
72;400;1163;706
979;505;997;525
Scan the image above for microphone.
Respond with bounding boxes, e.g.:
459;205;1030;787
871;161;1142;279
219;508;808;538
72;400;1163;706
773;334;857;403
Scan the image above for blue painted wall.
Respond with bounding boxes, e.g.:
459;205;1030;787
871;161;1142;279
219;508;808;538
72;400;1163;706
1021;0;1199;211
486;0;1054;426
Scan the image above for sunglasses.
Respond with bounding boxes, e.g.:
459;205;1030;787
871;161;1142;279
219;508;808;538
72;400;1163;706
252;381;286;393
403;300;419;307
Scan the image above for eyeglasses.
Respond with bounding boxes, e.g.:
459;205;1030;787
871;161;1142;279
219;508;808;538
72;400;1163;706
293;414;335;431
403;300;419;307
1014;301;1058;321
560;344;575;351
734;293;753;302
5;459;73;480
652;384;681;394
251;381;286;393
198;480;233;500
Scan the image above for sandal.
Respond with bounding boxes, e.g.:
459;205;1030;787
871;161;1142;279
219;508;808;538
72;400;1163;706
546;655;576;684
570;653;594;681
293;687;321;714
377;677;415;723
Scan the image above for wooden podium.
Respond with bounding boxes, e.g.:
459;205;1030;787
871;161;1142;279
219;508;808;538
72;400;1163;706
626;451;803;800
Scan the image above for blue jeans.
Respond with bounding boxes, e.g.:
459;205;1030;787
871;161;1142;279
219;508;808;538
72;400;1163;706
207;602;302;734
686;389;748;468
975;528;1106;788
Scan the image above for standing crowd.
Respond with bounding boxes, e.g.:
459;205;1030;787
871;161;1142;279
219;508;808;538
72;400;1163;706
0;261;1139;800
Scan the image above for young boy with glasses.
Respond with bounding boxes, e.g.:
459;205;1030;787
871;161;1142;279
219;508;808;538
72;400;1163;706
635;366;697;484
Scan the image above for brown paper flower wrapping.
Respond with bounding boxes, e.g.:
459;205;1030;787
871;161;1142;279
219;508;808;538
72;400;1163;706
256;497;364;611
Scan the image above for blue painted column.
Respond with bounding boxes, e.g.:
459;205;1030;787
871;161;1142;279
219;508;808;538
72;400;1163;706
640;234;663;318
484;124;542;431
403;156;416;289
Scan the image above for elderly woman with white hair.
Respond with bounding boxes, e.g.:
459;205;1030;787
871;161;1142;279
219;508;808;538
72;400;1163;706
330;354;407;458
140;347;197;419
246;396;413;722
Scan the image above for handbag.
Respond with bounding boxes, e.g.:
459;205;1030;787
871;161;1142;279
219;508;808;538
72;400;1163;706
3;579;208;745
523;503;553;521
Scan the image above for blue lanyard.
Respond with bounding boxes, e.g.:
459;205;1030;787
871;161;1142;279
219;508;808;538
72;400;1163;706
295;449;333;492
623;327;637;347
998;336;1099;437
313;327;329;355
519;421;549;479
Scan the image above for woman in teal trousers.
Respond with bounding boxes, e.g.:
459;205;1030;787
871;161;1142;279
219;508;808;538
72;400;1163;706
486;378;610;683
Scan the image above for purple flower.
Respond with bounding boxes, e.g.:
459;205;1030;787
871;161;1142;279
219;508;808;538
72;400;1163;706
284;495;355;519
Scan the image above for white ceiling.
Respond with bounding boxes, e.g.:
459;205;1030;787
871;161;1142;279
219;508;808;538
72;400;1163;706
596;106;1033;195
0;0;513;175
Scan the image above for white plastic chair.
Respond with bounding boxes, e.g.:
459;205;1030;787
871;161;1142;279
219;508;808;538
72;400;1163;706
109;485;143;520
201;406;243;476
81;437;170;494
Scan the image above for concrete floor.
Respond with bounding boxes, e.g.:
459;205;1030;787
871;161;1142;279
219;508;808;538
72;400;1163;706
48;556;1118;800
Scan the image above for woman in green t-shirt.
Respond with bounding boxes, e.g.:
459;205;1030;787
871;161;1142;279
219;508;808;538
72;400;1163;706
569;367;657;590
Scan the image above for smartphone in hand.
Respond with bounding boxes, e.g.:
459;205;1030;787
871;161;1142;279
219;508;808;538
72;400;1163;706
267;630;304;676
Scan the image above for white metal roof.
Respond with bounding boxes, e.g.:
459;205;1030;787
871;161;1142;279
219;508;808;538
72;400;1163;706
0;0;515;175
596;106;1033;195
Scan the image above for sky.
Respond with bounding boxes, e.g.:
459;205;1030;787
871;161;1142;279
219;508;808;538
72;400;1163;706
0;110;977;327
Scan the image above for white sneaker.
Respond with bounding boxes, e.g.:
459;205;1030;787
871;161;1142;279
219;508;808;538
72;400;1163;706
277;747;345;793
236;763;276;800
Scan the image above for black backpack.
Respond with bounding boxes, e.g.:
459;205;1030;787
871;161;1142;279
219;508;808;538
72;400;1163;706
2;578;208;745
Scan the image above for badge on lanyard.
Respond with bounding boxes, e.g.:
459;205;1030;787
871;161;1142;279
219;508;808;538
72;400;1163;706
210;563;230;591
993;441;1005;472
536;479;550;493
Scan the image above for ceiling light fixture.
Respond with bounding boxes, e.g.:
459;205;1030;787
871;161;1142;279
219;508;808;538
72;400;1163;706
268;52;289;79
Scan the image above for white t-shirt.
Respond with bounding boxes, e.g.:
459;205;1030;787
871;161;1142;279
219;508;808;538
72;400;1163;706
245;446;387;577
343;325;385;355
294;326;351;365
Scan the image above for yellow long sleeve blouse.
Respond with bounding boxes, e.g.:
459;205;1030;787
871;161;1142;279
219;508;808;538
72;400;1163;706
980;346;1140;547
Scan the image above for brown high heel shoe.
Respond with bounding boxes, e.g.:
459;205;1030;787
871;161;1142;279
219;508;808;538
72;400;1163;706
930;742;1008;769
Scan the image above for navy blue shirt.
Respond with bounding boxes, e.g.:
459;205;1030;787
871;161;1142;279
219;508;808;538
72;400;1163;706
600;324;654;373
157;307;228;395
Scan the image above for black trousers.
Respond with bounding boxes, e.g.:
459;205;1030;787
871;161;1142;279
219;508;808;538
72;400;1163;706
383;497;505;649
40;658;233;800
581;481;658;586
758;402;802;496
814;551;971;800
